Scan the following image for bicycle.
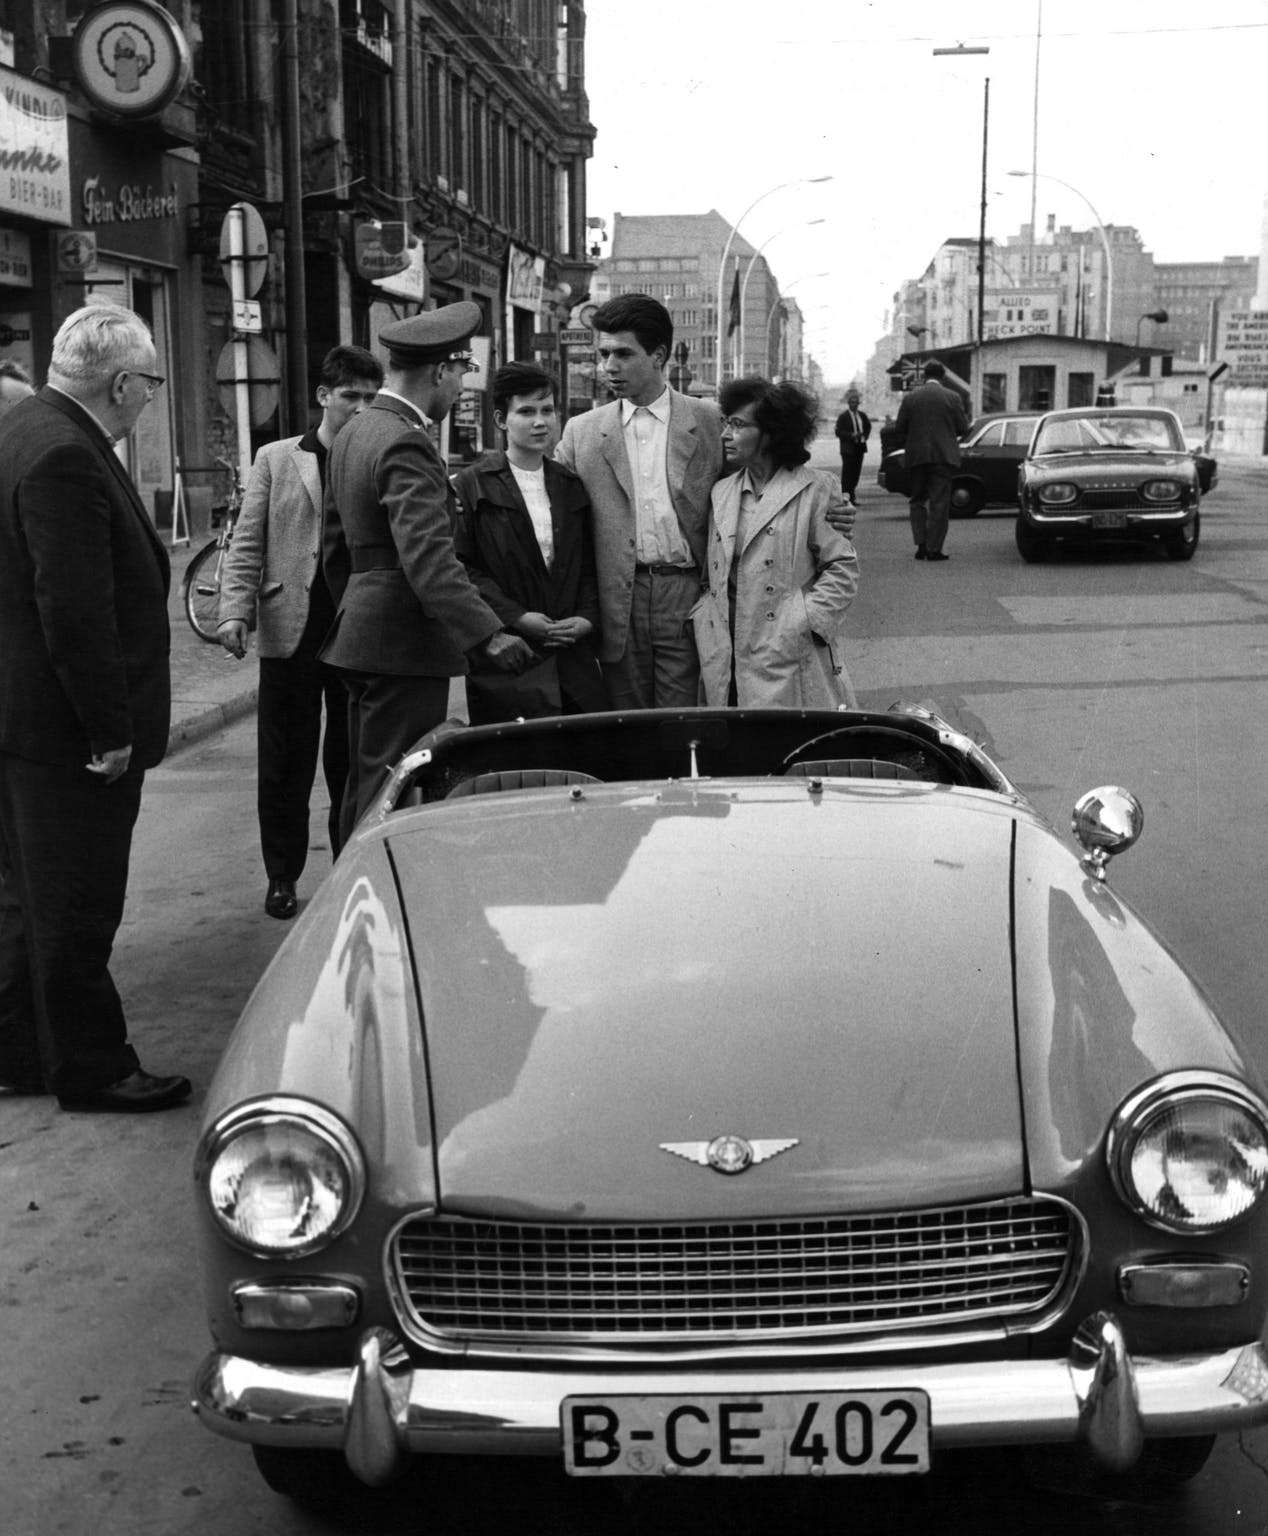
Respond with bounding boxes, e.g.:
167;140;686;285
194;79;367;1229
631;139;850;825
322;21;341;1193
183;457;244;642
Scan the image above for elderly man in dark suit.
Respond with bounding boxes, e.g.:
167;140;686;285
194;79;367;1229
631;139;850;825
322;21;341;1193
322;303;532;845
0;304;189;1111
217;344;383;919
891;359;970;562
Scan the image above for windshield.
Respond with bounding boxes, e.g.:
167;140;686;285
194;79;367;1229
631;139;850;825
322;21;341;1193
1033;413;1182;455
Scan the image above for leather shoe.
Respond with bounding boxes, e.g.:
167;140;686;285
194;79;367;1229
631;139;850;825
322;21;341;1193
914;545;927;560
58;1068;192;1114
926;551;950;562
265;877;298;919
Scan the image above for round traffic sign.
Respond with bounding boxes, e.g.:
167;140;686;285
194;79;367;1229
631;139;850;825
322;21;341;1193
219;202;270;298
215;337;281;428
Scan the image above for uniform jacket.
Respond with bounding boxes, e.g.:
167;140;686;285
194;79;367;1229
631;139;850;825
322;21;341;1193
452;451;607;719
555;390;724;664
218;435;324;658
0;388;171;767
892;380;970;468
834;406;872;455
691;464;858;710
320;395;501;677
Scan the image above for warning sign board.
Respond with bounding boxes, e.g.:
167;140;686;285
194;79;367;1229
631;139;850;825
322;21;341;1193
1220;310;1268;386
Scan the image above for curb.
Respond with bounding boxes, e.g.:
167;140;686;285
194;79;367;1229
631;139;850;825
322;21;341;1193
166;686;258;756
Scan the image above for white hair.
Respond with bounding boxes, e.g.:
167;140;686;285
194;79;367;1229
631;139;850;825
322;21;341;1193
49;304;153;384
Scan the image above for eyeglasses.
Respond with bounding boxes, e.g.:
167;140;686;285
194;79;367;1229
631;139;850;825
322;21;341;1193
128;370;165;398
722;415;758;433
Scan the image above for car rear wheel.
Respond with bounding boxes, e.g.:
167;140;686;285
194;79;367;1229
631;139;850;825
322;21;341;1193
1162;511;1200;561
949;480;985;518
1015;515;1048;563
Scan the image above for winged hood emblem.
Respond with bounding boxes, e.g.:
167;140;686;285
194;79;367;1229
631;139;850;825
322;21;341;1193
659;1134;799;1174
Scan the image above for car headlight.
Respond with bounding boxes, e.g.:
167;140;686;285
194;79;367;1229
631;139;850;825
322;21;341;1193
1108;1073;1268;1234
1037;482;1078;506
196;1098;366;1257
1141;479;1184;501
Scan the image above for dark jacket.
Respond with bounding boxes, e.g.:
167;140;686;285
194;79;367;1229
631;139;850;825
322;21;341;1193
0;388;171;767
892;380;970;469
834;406;872;455
452;451;607;721
320;395;501;677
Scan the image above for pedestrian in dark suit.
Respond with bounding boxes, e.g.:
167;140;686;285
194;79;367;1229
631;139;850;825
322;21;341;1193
217;344;383;918
554;294;725;709
453;362;607;724
891;360;969;561
833;388;871;504
0;304;189;1111
321;303;533;844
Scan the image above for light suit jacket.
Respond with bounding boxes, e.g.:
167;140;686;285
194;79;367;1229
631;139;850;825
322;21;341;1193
690;464;858;709
555;390;723;664
218;436;325;658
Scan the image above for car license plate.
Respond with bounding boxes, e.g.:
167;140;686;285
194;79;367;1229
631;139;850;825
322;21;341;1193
562;1391;930;1477
1092;509;1128;529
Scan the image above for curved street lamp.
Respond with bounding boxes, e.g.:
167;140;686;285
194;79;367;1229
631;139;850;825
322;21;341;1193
1008;168;1112;341
738;219;825;373
1136;307;1168;346
715;176;833;391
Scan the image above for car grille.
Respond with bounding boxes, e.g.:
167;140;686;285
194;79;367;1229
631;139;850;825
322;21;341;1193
391;1197;1077;1345
1076;487;1176;510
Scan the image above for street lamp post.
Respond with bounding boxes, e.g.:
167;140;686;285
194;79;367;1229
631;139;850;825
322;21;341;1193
932;45;990;355
714;176;832;393
738;219;825;374
1008;169;1112;342
1135;308;1168;347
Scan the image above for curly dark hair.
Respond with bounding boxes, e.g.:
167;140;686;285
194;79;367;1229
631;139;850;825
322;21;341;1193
719;376;819;469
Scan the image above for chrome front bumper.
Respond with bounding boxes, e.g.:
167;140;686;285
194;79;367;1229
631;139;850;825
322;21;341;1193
191;1314;1268;1487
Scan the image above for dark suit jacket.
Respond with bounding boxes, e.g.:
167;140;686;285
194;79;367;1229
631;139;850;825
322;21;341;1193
892;381;970;469
0;388;171;768
320;395;501;676
834;407;872;455
452;451;607;718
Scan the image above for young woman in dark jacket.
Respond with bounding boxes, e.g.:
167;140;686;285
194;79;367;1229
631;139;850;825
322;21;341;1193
452;362;608;723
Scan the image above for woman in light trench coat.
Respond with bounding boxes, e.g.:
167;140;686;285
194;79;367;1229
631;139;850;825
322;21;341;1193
691;377;859;708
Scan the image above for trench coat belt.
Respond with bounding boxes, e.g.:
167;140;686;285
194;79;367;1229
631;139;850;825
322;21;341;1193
350;545;400;572
635;561;696;576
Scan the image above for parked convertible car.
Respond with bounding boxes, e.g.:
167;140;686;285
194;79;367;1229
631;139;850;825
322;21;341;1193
1016;407;1201;563
879;411;1039;516
192;707;1268;1506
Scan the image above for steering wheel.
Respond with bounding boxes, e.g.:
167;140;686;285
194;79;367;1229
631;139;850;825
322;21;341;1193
780;724;967;786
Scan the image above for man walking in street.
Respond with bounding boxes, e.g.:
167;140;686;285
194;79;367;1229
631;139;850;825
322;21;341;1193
555;294;724;709
891;359;969;562
321;303;532;845
833;387;871;505
0;304;190;1112
217;344;383;918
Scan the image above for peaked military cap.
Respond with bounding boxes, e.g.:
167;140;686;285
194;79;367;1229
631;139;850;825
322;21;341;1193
379;301;482;366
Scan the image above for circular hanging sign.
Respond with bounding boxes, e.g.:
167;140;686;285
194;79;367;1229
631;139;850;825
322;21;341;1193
72;1;192;120
425;227;462;282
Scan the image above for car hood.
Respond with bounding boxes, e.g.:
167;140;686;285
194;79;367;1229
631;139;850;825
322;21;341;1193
389;782;1025;1221
1027;449;1193;483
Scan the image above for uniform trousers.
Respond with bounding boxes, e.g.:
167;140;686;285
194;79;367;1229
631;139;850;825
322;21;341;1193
0;752;144;1093
840;448;865;500
908;464;954;555
334;672;450;851
602;565;700;710
257;652;348;880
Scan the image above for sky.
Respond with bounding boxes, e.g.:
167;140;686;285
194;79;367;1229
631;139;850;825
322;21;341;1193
581;0;1268;384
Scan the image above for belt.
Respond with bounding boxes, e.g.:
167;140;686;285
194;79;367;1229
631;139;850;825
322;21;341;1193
635;562;696;576
350;545;400;573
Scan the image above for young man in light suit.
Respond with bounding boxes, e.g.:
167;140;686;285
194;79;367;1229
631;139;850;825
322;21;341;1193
217;344;383;918
555;294;724;709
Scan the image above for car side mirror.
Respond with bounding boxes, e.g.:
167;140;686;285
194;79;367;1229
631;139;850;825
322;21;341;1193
1071;786;1143;881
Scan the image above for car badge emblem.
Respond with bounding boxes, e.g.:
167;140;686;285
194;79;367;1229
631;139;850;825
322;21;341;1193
659;1135;799;1174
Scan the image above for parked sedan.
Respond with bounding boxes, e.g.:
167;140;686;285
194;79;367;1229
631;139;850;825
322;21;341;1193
878;412;1039;516
192;707;1268;1508
1016;407;1201;562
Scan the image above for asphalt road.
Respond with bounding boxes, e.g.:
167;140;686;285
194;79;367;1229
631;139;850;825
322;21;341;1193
3;443;1268;1534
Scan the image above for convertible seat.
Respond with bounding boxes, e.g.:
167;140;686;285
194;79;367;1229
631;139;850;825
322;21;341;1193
784;759;923;781
445;768;601;799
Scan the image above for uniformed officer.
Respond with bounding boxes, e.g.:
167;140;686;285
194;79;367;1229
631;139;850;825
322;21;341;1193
321;303;533;845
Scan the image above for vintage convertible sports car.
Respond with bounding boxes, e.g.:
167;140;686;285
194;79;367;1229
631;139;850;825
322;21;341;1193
192;707;1268;1504
1016;407;1201;563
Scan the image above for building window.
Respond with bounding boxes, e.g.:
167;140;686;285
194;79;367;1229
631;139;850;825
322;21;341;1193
982;372;1007;412
425;54;444;178
197;0;254;137
1068;372;1095;407
470;95;487;210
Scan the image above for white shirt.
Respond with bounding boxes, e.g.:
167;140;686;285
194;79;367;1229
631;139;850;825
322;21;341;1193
377;387;431;430
620;391;691;567
509;462;554;568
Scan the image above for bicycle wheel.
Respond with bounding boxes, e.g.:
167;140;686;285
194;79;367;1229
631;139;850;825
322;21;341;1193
183;537;226;641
